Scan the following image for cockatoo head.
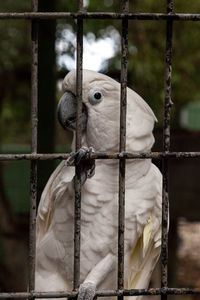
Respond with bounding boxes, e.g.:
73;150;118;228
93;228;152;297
58;69;157;152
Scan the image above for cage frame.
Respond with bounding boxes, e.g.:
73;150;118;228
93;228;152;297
1;0;200;299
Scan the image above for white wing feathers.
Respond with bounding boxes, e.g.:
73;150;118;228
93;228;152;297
36;161;74;245
36;160;162;299
36;162;75;295
125;164;162;295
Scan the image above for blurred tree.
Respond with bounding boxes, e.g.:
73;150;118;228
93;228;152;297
37;0;56;200
1;0;200;141
0;0;30;292
56;0;200;127
0;0;57;291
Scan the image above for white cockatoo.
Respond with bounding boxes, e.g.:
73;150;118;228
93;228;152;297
35;70;162;300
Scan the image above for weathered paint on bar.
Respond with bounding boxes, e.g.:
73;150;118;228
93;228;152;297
161;2;174;300
1;288;200;299
1;152;200;161
1;12;200;21
29;0;38;294
73;0;84;290
118;2;128;300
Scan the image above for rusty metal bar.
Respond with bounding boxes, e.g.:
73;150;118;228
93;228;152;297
73;0;84;290
118;1;128;299
1;12;200;21
1;151;200;161
161;1;174;299
1;288;200;299
29;0;38;294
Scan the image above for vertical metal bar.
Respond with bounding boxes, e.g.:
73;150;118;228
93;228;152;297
118;1;128;299
161;1;173;299
73;0;83;290
29;0;38;293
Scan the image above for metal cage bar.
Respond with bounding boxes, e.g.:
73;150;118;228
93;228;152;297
28;0;38;294
1;151;200;161
1;287;200;299
1;12;200;21
73;0;84;290
118;1;129;299
161;1;174;299
0;1;200;299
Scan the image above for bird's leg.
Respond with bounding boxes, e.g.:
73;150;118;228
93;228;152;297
77;253;115;300
66;146;95;186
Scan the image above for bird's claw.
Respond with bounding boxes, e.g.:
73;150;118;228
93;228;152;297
87;163;95;178
66;147;95;185
66;146;94;166
78;282;96;300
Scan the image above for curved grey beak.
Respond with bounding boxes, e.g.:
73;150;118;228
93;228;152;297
57;91;87;131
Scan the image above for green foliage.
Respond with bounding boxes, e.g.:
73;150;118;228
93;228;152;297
1;0;30;12
3;160;30;212
56;0;200;127
1;0;200;145
0;2;31;144
0;2;31;71
0;144;30;212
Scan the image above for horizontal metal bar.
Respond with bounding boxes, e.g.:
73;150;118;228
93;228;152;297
1;288;200;299
1;12;200;21
1;151;200;161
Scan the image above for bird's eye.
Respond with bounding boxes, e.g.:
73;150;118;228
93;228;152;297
88;90;103;105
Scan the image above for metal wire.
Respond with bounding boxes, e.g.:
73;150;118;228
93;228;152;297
118;1;129;299
0;1;200;299
161;2;174;299
0;151;200;161
28;0;38;294
1;12;200;21
73;0;84;290
0;152;200;161
0;288;200;299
